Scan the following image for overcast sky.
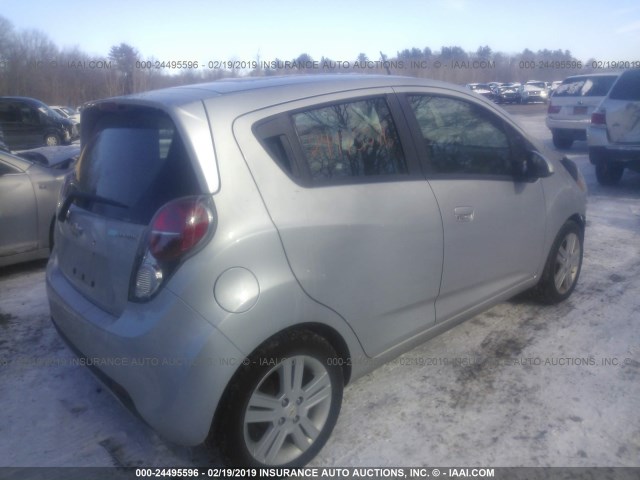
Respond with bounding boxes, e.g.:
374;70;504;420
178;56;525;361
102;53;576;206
2;0;640;63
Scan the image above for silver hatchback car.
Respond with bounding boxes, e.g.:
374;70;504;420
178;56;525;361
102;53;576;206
47;75;587;467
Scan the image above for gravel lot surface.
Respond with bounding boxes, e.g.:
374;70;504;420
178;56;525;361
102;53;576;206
1;104;639;470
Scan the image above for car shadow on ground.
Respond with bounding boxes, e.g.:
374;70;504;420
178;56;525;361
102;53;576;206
0;258;48;278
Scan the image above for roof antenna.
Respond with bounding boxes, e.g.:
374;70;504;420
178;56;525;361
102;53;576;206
379;51;391;75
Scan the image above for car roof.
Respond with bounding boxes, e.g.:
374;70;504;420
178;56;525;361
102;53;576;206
0;96;48;107
86;74;468;109
562;72;621;81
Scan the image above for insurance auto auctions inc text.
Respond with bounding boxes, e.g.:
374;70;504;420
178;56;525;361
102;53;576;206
245;467;494;478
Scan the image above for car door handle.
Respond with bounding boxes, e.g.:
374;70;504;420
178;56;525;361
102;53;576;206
454;206;474;222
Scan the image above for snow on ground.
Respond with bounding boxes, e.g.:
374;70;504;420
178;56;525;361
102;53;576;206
0;108;639;468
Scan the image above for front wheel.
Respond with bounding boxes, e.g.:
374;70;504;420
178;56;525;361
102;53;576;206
534;220;583;304
214;330;343;467
44;133;60;146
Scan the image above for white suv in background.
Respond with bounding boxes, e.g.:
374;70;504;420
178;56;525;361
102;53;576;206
520;81;549;104
546;73;620;149
588;69;640;185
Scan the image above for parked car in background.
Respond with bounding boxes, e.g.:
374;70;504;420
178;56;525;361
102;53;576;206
50;105;81;125
16;144;80;171
545;73;620;149
0;97;77;150
588;69;640;185
520;81;549;104
0;145;79;267
47;75;586;468
0;125;9;152
466;83;495;101
495;83;520;103
549;80;563;94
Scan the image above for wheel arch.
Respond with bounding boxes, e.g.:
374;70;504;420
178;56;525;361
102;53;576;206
568;212;586;236
207;324;349;465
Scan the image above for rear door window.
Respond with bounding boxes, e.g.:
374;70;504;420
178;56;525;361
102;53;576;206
291;97;408;181
75;109;200;224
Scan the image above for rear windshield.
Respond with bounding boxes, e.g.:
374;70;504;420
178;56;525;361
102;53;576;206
609;70;640;101
554;76;618;97
74;108;200;224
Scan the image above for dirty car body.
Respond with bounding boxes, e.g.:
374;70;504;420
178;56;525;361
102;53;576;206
47;75;587;467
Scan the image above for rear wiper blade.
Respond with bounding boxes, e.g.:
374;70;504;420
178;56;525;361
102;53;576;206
58;191;128;222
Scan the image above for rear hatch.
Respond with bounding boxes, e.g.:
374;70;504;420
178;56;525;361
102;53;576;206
549;75;619;120
603;69;640;144
56;105;202;316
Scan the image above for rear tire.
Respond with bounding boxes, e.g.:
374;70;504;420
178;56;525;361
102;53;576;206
213;330;343;468
595;160;624;185
534;220;583;304
552;131;573;149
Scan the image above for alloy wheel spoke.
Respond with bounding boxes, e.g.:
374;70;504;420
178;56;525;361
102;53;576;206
245;391;281;424
303;371;332;408
291;424;312;452
555;269;568;291
298;414;321;441
264;426;289;464
292;357;305;391
253;423;287;464
279;356;307;396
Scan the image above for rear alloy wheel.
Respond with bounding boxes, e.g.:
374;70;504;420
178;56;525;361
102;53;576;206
535;220;583;304
44;133;60;146
595;160;624;186
214;330;343;467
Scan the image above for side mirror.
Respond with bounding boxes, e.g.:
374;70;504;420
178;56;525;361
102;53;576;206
513;151;554;181
529;151;554;178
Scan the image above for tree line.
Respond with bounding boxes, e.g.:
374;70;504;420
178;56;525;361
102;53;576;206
0;14;604;107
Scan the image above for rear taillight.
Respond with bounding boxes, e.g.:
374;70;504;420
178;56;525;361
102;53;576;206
547;103;561;114
131;196;215;301
150;198;212;262
591;111;606;125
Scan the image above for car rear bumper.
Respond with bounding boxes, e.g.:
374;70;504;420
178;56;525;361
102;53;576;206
46;253;244;446
588;125;640;162
546;116;590;134
588;145;640;166
522;95;547;102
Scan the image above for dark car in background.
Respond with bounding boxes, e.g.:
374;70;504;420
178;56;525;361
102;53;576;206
0;125;9;152
495;83;520;104
0;96;76;150
466;83;495;101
